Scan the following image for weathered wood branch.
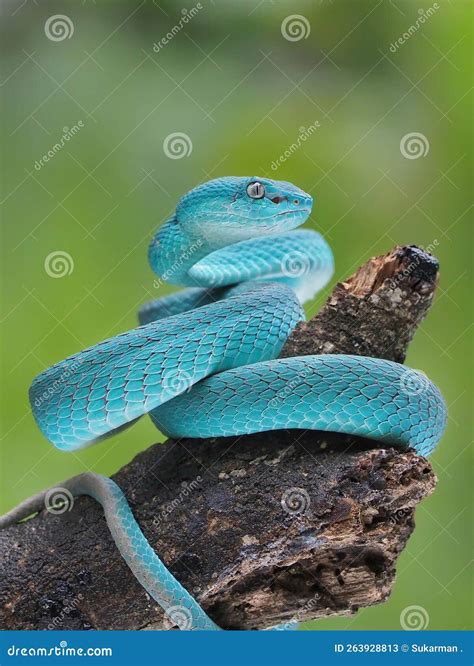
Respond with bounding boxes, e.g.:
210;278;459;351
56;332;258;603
0;245;439;630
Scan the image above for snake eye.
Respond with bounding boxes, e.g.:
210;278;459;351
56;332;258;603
246;181;265;199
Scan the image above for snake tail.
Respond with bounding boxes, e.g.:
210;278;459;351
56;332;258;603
0;473;220;630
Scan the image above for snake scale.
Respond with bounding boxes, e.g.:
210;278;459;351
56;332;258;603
0;177;447;630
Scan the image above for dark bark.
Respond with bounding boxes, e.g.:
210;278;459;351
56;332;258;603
0;245;439;631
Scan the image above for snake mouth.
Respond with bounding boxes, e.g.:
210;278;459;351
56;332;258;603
274;207;311;217
261;208;312;230
220;207;312;223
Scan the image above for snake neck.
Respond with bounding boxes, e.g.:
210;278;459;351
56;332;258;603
148;215;218;286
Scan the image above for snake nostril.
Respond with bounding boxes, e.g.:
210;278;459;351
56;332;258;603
294;199;299;205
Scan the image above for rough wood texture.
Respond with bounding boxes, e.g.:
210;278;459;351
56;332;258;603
0;245;439;631
281;244;439;362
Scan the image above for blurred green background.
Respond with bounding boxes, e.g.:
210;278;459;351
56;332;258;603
1;0;472;631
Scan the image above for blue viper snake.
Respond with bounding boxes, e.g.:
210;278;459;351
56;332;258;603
0;177;447;630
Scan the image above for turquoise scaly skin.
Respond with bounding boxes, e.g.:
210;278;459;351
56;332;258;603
1;176;447;631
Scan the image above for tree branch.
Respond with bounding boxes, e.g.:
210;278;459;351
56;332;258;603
0;245;439;630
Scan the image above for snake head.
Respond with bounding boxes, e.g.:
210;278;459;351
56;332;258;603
176;176;313;244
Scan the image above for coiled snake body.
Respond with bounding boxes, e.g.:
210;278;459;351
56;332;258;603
0;177;446;630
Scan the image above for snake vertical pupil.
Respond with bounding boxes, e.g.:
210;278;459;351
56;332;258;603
247;181;265;199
